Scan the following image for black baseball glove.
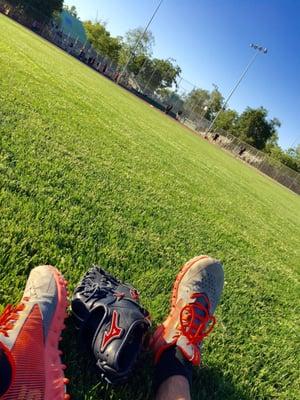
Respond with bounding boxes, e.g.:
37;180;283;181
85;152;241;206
72;266;151;384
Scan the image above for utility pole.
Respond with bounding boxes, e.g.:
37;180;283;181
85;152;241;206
117;0;164;83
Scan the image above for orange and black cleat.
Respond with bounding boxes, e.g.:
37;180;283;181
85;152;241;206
0;265;70;399
151;255;224;366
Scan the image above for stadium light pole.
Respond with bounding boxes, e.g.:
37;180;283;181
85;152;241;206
117;0;164;83
205;44;268;136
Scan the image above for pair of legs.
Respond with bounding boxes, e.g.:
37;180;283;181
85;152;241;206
0;256;224;399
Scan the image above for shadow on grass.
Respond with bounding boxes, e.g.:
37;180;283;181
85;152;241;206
62;317;153;400
191;366;251;400
62;318;251;400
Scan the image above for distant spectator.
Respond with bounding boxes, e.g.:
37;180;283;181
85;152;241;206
176;110;183;121
88;56;95;66
238;146;246;156
212;133;220;141
102;63;108;74
79;48;85;60
165;104;173;115
114;71;120;82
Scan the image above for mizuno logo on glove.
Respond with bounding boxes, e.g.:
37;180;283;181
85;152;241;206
72;266;150;384
100;310;123;352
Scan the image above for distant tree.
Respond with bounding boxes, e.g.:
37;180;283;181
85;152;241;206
206;85;224;120
143;58;181;92
264;131;279;152
84;21;122;63
125;53;153;77
7;0;63;21
267;144;300;172
184;88;210;116
213;109;239;135
63;4;78;18
183;85;224;120
287;145;300;160
123;27;155;56
157;87;172;99
283;146;300;171
118;27;155;69
285;145;300;171
236;107;281;150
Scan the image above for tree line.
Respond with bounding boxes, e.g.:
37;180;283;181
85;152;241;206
84;22;182;94
4;0;300;173
3;0;63;20
83;14;300;172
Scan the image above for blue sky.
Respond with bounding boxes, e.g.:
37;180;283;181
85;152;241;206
65;0;300;149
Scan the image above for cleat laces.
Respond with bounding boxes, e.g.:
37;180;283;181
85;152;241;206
0;303;25;337
178;293;216;345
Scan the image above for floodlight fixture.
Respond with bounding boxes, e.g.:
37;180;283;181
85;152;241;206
251;43;268;54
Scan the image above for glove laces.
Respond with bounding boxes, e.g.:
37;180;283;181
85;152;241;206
0;303;26;337
82;278;109;300
179;293;216;345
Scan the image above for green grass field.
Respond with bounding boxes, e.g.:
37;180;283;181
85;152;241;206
0;14;299;400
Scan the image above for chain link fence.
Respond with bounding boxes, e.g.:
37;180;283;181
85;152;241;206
1;2;299;195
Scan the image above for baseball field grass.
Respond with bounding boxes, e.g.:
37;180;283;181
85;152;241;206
0;14;299;400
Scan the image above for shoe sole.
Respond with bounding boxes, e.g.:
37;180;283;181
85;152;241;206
171;255;209;309
43;266;70;400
